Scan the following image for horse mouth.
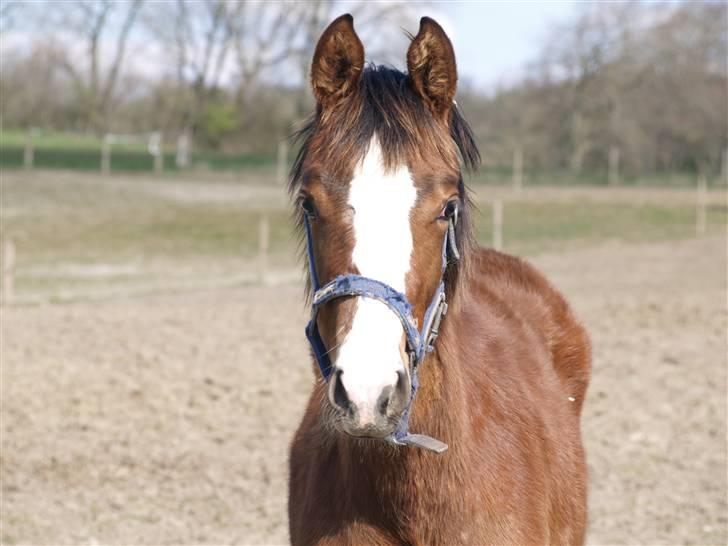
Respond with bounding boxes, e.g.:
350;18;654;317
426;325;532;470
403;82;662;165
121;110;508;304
341;424;393;439
332;411;401;440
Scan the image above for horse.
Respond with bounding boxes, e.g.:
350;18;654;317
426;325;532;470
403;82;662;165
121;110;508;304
288;14;591;545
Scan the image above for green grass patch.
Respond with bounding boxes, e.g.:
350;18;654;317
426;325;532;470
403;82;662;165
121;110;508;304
0;129;276;172
1;129;108;151
474;201;726;255
471;167;719;188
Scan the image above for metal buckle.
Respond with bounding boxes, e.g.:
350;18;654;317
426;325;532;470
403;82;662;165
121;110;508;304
408;350;417;369
424;294;448;351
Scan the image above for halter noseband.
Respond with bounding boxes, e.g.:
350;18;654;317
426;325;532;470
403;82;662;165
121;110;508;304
303;208;459;454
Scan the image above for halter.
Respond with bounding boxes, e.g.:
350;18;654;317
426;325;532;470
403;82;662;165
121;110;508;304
302;207;459;454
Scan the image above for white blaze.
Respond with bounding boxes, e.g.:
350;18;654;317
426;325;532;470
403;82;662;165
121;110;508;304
334;136;416;422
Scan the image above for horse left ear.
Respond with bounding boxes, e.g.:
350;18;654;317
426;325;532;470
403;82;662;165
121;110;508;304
407;17;457;122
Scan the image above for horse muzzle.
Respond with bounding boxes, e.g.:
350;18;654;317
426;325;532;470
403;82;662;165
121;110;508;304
328;367;411;438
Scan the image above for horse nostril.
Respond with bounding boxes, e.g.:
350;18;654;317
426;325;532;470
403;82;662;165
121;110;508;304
331;369;352;414
377;385;393;416
385;369;411;417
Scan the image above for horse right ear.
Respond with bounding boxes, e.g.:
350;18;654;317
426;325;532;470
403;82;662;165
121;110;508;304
311;14;365;109
407;17;457;122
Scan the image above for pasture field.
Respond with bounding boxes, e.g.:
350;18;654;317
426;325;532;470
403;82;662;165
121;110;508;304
1;170;725;304
1;170;727;544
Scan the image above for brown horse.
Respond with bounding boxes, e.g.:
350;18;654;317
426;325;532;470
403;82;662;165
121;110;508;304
288;14;590;546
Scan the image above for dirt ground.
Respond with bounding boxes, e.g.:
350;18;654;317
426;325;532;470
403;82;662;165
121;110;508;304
1;235;726;545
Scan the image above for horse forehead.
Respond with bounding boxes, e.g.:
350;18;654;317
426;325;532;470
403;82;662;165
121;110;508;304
347;137;416;291
348;137;416;208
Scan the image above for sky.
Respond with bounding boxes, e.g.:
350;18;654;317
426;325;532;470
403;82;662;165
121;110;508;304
436;1;578;91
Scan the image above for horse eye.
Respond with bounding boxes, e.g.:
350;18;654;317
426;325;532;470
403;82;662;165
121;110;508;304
439;200;458;221
301;196;317;217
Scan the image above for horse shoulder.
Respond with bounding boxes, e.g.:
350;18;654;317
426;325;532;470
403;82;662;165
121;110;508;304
452;247;590;543
469;246;591;413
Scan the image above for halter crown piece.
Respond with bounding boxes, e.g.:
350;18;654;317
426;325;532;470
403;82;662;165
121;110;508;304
303;207;460;454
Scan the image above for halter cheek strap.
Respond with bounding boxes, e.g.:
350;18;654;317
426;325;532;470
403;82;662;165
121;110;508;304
302;212;457;454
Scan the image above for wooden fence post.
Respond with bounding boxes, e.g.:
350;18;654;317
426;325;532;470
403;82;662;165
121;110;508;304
608;146;620;186
149;131;164;174
277;140;288;185
512;147;523;193
101;135;111;175
696;174;707;236
2;239;16;305
23;130;34;170
493;200;503;251
176;130;191;169
258;213;270;282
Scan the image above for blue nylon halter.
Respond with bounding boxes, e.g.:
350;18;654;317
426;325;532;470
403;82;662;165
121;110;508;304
303;209;458;453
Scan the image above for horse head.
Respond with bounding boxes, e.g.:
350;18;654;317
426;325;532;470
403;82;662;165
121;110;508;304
290;14;478;445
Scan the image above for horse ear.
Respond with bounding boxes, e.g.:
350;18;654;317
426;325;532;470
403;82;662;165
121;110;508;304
407;17;457;122
311;14;365;108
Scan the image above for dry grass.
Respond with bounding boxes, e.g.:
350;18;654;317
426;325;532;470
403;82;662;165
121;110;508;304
1;170;725;304
1;235;726;545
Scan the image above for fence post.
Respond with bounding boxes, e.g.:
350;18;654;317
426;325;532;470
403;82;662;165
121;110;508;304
277;140;289;185
492;200;503;251
23;129;34;170
696;174;707;236
512;147;523;192
258;213;270;283
149;131;164;174
101;135;111;175
721;147;727;186
176;130;191;169
608;146;620;186
2;239;16;305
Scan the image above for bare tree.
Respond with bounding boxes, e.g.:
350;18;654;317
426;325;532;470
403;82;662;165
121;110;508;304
143;0;237;141
500;1;728;177
5;0;723;173
143;1;418;140
226;2;306;123
0;39;73;129
39;0;144;132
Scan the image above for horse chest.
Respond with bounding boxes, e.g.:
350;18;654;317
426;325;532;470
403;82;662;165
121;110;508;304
290;447;486;544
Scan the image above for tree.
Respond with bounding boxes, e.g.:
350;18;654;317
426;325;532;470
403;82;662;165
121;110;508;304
479;1;728;177
142;0;419;145
44;0;145;133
